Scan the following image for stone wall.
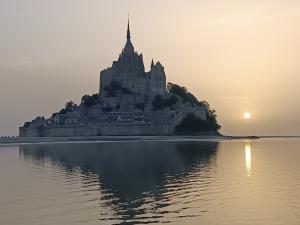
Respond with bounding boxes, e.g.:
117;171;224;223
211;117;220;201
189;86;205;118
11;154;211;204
19;123;175;137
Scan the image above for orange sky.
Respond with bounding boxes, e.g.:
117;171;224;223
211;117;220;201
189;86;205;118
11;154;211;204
0;0;300;136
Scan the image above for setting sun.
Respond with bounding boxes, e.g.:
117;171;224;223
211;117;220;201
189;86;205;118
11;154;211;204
244;112;251;119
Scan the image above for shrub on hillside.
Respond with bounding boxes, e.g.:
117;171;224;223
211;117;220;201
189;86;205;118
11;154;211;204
175;113;221;134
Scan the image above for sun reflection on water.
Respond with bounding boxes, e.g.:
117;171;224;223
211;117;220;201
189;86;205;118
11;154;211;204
245;143;252;177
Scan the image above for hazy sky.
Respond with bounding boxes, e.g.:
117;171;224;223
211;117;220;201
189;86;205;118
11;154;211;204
1;0;300;136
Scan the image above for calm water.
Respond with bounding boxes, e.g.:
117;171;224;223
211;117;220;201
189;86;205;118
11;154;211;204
0;139;299;225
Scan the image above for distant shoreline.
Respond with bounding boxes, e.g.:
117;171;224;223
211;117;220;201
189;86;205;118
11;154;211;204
0;135;257;145
1;135;299;146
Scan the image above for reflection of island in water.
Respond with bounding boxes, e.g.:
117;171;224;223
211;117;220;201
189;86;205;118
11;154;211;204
20;141;219;223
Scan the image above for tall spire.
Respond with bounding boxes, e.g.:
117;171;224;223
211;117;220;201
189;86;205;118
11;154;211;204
127;14;131;40
123;14;134;54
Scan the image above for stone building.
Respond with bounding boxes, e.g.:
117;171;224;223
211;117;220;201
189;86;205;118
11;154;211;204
99;20;166;97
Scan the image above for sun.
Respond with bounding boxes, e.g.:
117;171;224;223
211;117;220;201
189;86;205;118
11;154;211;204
243;112;251;119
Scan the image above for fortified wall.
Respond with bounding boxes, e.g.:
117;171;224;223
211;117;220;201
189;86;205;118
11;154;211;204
19;123;175;137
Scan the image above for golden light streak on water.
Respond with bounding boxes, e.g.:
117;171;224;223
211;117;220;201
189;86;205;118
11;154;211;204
245;143;252;177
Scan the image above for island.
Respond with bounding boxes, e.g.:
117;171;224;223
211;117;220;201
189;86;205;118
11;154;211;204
19;20;221;137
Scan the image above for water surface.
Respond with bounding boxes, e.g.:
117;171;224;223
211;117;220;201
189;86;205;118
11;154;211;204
0;139;299;224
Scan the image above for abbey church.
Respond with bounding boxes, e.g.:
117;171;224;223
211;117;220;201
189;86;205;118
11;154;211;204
100;20;166;97
19;21;211;137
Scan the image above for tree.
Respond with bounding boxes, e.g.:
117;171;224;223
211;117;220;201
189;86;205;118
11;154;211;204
168;83;187;99
59;100;76;114
175;113;221;134
65;101;75;110
152;94;178;110
168;82;199;105
81;94;99;107
206;109;221;131
168;82;221;129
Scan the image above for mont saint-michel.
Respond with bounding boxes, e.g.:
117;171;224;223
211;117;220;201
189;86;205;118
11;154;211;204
19;21;220;137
